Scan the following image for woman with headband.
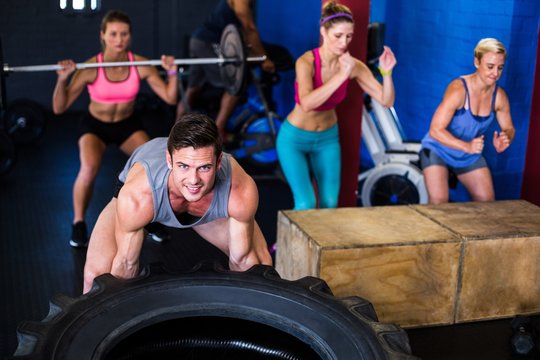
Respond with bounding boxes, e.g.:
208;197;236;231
276;1;397;210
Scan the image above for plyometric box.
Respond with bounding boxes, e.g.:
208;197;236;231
275;200;540;328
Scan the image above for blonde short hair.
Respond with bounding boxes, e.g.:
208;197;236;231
474;38;507;61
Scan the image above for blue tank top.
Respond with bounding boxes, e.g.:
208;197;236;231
118;138;231;228
192;0;242;43
421;78;498;168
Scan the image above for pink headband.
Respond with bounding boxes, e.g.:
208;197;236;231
320;13;353;25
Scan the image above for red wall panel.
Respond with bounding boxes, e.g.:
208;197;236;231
329;0;370;207
521;27;540;205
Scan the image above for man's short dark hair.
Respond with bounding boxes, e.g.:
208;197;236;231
167;112;222;158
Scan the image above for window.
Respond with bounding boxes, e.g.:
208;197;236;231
60;0;100;13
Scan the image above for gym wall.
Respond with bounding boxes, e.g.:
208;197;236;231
373;0;540;201
255;0;320;118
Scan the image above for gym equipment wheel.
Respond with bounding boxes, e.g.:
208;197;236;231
11;261;418;360
360;162;427;207
238;112;282;169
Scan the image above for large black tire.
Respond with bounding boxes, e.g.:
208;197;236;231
11;262;418;360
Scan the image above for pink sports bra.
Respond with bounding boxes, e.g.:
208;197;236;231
87;52;140;104
294;48;350;112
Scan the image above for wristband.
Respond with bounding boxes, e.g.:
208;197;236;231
167;70;177;76
378;66;392;76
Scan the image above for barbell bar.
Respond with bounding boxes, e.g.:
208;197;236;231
0;24;257;100
2;55;266;73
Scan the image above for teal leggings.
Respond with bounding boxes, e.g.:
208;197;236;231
276;119;341;210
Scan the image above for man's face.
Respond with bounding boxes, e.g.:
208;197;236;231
167;146;221;202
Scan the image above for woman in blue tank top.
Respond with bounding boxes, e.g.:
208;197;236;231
420;38;515;204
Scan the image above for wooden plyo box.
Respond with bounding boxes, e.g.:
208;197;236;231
275;200;540;328
412;200;540;324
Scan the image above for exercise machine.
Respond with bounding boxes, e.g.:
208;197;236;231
224;66;284;171
358;96;427;206
357;22;427;207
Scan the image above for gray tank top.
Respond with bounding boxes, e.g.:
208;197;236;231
118;138;231;228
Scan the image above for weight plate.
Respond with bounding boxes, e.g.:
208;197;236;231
219;24;246;96
3;99;46;146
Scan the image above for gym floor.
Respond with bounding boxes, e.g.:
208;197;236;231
1;104;539;359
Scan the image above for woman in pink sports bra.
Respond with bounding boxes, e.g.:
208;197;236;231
52;10;178;248
276;0;397;210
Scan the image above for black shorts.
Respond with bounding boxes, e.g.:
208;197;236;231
79;112;145;146
420;148;488;175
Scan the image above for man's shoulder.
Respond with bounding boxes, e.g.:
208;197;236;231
134;138;167;157
117;174;155;226
226;160;258;220
227;156;255;194
147;137;168;146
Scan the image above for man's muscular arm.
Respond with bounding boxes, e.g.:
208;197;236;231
227;158;272;270
111;164;155;279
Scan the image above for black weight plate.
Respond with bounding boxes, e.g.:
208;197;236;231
3;99;46;146
219;24;246;96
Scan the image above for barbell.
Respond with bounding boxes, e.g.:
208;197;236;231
0;24;262;100
2;56;264;71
